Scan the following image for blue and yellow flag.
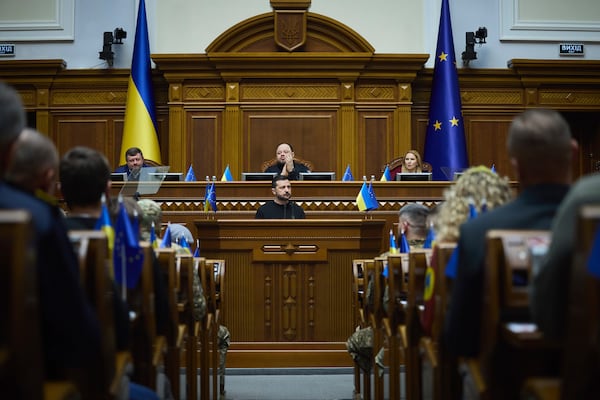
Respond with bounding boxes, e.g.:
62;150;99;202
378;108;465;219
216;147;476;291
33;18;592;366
423;0;468;180
184;165;196;182
380;166;392;182
221;165;233;182
113;199;144;289
342;165;354;181
150;221;159;249
179;235;192;254
193;239;200;258
356;181;370;211
423;224;436;249
94;194;115;254
389;229;399;254
119;0;161;165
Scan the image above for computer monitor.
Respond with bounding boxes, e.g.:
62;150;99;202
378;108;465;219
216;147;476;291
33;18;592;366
110;172;127;182
241;172;277;181
148;172;183;182
299;172;336;181
396;172;432;182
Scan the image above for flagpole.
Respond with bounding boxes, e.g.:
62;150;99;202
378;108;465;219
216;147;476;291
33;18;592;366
121;244;127;301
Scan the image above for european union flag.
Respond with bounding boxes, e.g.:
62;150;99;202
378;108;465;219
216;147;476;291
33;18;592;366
588;227;600;278
204;182;217;212
423;0;468;181
221;165;233;182
119;0;161;165
423;225;435;249
179;235;192;254
160;224;172;248
367;181;379;210
380;166;392;182
113;200;144;289
184;165;196;182
490;163;496;174
445;246;460;278
399;231;410;253
342;165;354;181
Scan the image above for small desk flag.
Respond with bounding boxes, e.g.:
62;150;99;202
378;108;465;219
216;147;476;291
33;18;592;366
423;224;436;249
113;199;144;289
389;230;399;254
342;165;354;181
367;181;379;210
380;166;392;182
193;239;200;258
94;194;115;254
204;181;217;212
399;231;410;253
160;223;172;248
184;165;196;182
588;227;600;278
221;165;233;182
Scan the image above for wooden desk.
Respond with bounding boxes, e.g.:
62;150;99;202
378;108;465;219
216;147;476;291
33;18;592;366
194;219;385;368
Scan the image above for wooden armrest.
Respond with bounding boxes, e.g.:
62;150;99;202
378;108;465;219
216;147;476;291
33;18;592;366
153;335;167;367
110;351;132;396
177;324;187;348
382;317;392;337
206;312;214;330
43;381;80;400
399;325;408;348
461;358;487;394
521;377;561;400
194;320;201;336
419;337;438;367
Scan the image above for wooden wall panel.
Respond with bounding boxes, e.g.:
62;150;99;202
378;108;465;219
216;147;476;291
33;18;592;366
466;118;513;179
243;111;337;173
53;118;112;160
187;111;221;179
359;111;393;178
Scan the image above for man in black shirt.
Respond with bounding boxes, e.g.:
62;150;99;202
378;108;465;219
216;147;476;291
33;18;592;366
255;174;305;219
263;142;309;180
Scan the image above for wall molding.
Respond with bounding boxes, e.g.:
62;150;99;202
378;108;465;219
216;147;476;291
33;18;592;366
0;0;74;41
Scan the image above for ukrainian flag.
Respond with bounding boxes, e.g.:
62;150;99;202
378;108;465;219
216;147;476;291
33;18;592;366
356;181;370;211
119;0;161;165
94;194;114;254
221;165;233;181
380;166;392;182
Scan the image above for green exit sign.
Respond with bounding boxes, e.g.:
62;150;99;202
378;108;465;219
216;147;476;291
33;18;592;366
559;43;584;56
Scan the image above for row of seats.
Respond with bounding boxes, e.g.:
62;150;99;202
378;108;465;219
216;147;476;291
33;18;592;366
351;204;600;400
0;211;226;400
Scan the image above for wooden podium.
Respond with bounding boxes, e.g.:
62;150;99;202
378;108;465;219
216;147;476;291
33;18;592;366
194;219;385;367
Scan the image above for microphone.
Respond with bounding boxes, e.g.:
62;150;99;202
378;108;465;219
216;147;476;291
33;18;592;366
289;201;296;219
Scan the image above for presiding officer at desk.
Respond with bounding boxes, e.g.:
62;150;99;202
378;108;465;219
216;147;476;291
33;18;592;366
255;174;305;219
264;142;309;180
114;146;149;180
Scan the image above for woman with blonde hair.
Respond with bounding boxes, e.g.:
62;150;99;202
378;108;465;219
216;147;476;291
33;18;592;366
402;149;423;173
434;166;512;243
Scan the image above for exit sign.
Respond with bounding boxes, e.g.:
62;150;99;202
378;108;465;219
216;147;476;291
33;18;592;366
0;44;15;56
559;43;584;56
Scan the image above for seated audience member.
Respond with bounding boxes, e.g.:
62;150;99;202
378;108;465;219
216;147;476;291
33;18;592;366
397;203;430;248
531;172;600;341
263;142;310;180
402;149;423;173
255;174;305;219
443;109;576;359
114;146;149;180
2;127;102;382
138;198;163;242
434;166;512;243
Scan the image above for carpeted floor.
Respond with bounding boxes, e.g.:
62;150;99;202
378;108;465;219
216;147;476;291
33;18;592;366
179;367;357;400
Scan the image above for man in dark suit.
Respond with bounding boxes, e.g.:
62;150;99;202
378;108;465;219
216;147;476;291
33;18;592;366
443;109;577;358
0;122;102;382
114;146;149;180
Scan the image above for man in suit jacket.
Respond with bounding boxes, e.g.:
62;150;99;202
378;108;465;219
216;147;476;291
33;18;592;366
114;146;150;180
263;143;309;180
443;109;577;358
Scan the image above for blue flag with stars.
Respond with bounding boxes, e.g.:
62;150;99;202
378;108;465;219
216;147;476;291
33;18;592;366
423;0;468;181
113;200;144;289
342;165;354;181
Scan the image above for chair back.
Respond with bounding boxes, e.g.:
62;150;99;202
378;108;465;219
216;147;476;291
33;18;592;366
382;156;432;177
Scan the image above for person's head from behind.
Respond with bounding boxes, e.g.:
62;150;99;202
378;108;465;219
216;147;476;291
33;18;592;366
5;128;59;196
435;166;512;242
403;150;422;173
275;143;294;163
169;223;194;246
398;203;429;240
507;109;576;185
125;147;145;172
59;146;110;212
0;82;26;173
137;198;162;241
271;174;292;204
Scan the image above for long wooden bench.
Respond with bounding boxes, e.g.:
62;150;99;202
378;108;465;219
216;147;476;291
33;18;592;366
1;210;79;399
461;230;557;400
